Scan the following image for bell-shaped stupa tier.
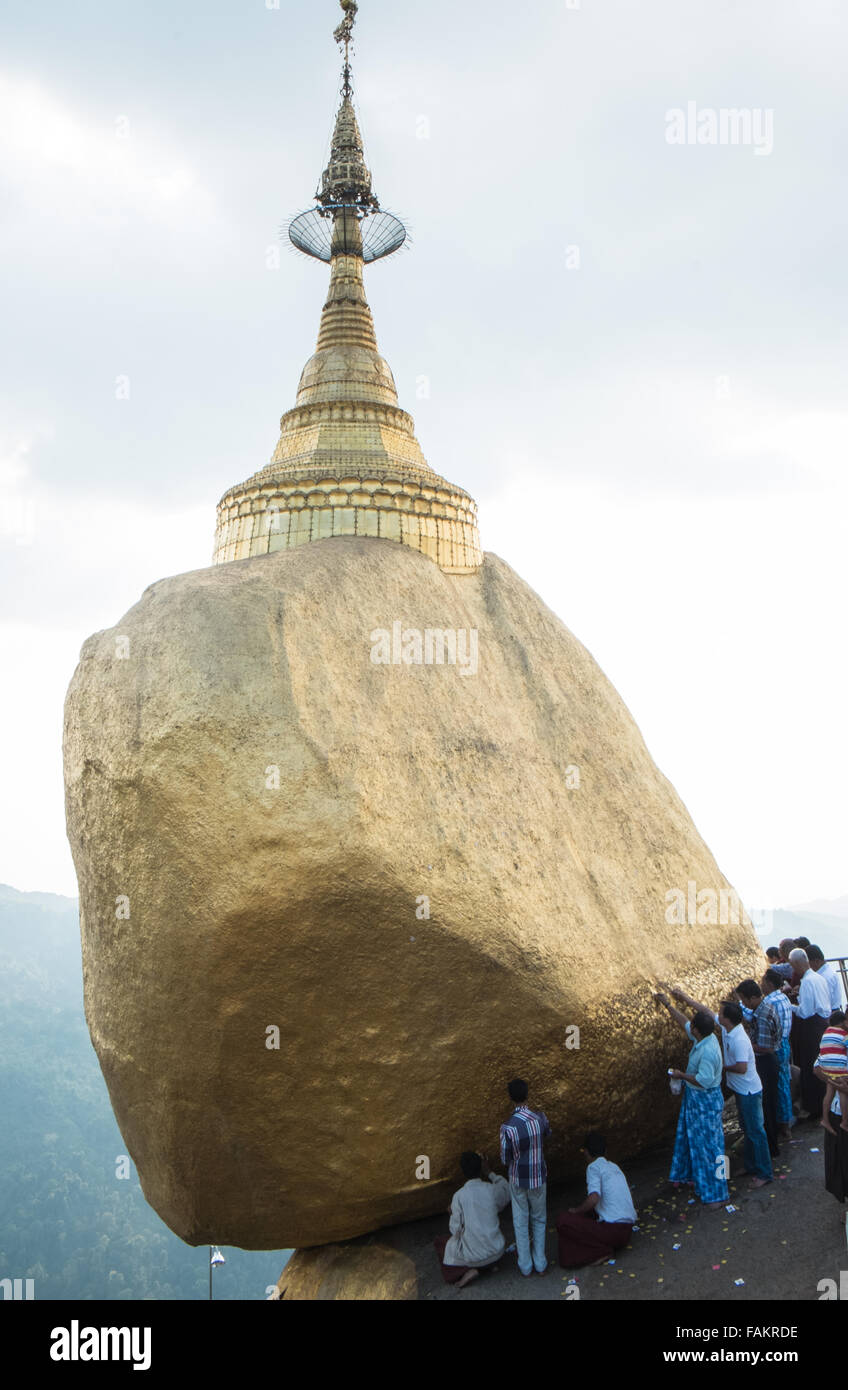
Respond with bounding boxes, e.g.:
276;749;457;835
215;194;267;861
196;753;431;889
212;5;481;576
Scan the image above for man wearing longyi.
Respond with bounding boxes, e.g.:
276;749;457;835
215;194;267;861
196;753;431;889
556;1133;637;1267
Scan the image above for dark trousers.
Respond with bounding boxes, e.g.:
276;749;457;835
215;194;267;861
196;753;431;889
795;1014;828;1118
824;1106;848;1203
556;1212;633;1268
755;1050;780;1155
433;1234;469;1285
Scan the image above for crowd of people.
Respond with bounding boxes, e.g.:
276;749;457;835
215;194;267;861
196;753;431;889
433;940;848;1291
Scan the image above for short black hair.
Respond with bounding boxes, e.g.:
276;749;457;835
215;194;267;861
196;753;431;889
460;1150;483;1179
507;1078;528;1103
721;1000;744;1027
584;1132;606;1157
807;944;824;963
737;978;762;1001
765;946;780;959
691;1010;715;1037
830;1009;846;1027
795;937;811;950
763;968;784;989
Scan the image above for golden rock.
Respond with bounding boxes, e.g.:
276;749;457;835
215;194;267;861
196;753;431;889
275;1244;417;1301
63;538;760;1250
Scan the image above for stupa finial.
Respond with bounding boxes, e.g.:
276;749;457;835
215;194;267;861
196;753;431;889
333;0;358;98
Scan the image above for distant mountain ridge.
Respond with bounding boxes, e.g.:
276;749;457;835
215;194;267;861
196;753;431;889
0;883;79;911
751;893;848;987
789;894;848;921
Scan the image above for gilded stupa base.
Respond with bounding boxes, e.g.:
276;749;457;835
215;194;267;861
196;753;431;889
213;471;481;573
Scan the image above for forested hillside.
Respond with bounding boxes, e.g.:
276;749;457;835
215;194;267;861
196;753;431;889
0;886;290;1300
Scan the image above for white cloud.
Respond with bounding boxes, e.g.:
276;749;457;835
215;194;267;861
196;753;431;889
726;409;848;486
0;485;212;897
0;428;42;488
485;427;848;909
0;74;208;216
0;73;229;274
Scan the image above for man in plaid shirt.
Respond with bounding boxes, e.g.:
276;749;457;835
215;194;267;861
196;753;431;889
500;1078;551;1276
737;978;783;1157
763;966;796;1140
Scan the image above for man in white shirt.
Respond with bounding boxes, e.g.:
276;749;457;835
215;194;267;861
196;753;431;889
788;948;832;1120
718;999;773;1186
808;945;844;1013
556;1132;637;1267
435;1151;511;1289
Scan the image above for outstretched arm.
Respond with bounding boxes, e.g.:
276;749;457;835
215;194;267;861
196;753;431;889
655;992;689;1031
671;986;713;1017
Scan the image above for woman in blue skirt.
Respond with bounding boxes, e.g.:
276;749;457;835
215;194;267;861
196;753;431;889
656;993;728;1210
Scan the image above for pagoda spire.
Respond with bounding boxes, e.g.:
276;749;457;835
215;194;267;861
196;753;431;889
212;1;482;575
333;0;358;98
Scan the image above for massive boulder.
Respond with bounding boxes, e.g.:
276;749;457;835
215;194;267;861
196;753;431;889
63;537;759;1249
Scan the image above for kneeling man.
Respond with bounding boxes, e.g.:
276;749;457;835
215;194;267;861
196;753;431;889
434;1151;511;1289
557;1133;637;1267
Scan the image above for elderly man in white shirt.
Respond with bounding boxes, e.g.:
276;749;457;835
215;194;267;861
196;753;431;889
435;1151;511;1289
787;948;832;1120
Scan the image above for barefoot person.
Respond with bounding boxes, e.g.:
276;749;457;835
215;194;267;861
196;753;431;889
655;992;728;1210
500;1079;551;1277
434;1151;511;1289
816;1010;848;1137
556;1132;637;1267
672;988;773;1187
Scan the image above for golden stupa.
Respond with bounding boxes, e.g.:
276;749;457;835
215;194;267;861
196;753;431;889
213;1;481;574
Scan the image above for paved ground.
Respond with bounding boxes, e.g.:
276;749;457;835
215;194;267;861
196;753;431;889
375;1115;848;1301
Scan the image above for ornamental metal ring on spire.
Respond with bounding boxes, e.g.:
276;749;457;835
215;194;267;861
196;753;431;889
286;0;407;265
288;208;406;263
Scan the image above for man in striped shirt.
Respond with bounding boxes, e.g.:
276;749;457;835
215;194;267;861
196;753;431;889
500;1078;551;1277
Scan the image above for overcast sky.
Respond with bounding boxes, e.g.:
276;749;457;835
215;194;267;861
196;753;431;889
1;0;846;911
